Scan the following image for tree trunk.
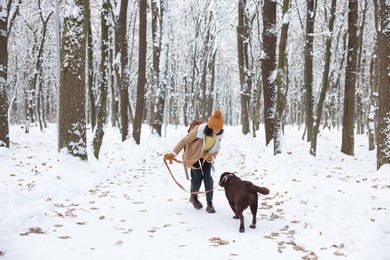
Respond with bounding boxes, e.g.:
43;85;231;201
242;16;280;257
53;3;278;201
92;0;109;159
118;0;129;141
151;0;169;137
376;0;390;170
262;0;277;145
132;0;147;145
237;0;251;135
86;0;96;131
303;0;316;142
58;0;88;160
368;1;380;151
273;0;290;155
310;0;337;156
0;0;9;147
341;0;358;156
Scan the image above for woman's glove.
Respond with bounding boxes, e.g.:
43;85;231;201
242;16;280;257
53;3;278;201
204;153;213;161
164;153;175;160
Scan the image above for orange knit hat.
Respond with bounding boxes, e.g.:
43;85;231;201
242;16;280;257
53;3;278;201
207;110;224;130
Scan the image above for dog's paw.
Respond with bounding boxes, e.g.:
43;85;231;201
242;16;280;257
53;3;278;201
239;227;245;233
233;216;239;219
249;224;256;229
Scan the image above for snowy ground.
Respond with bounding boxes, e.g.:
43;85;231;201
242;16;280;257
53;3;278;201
0;124;389;260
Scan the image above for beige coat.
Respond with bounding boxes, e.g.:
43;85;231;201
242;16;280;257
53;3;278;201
172;123;223;164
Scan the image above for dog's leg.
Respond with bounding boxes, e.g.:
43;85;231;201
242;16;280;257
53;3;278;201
229;203;239;219
249;200;258;229
238;211;245;233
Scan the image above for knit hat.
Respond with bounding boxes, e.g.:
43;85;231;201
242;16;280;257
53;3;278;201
207;110;224;130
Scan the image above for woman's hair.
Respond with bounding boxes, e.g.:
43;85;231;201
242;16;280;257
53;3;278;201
204;124;224;137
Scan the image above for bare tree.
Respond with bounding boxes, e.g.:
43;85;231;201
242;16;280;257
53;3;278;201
376;0;390;170
85;0;96;131
118;0;129;141
310;0;337;156
274;0;290;155
237;0;251;135
151;0;169;137
0;0;9;148
92;0;109;159
303;0;317;141
58;0;88;160
341;0;359;155
132;0;147;145
262;0;277;145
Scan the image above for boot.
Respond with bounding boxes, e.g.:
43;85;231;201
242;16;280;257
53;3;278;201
206;201;216;213
189;194;203;209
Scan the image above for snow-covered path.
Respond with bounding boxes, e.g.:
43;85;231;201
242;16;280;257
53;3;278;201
1;124;389;260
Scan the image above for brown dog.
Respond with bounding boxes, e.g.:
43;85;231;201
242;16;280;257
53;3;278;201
219;172;270;233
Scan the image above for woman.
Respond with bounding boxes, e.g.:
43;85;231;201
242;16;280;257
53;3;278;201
164;110;224;213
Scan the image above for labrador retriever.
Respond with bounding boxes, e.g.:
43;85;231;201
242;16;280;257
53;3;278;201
219;172;270;232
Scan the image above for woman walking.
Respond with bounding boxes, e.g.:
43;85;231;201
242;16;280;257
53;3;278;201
164;110;224;213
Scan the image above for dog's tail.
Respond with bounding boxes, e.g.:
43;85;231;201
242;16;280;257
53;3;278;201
249;185;270;195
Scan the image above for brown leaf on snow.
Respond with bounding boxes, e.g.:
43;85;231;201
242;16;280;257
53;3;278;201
58;236;72;239
209;237;229;246
278;245;286;253
29;227;44;234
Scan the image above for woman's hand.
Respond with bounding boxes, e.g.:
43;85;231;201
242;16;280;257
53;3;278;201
164;153;175;160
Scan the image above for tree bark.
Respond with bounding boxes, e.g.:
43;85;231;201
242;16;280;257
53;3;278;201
132;0;147;144
274;0;290;155
303;0;317;142
341;0;358;156
58;0;88;160
237;0;251;135
86;0;96;131
376;0;390;170
118;0;129;141
310;0;337;156
92;0;109;159
0;0;9;147
262;0;277;145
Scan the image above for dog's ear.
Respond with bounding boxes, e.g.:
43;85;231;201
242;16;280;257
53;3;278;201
219;172;229;186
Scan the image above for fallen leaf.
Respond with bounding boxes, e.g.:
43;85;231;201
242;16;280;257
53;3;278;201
58;236;72;239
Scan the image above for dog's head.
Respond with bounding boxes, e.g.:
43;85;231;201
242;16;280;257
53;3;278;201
219;172;237;187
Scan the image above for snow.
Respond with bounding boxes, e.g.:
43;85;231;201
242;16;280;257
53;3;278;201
0;124;389;260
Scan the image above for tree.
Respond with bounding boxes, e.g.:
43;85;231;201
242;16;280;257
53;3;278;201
32;0;53;132
85;0;96;131
303;0;317;142
132;0;147;145
237;0;251;135
58;0;88;160
341;0;358;155
151;0;169;137
310;0;337;156
118;0;129;142
274;0;290;155
262;0;277;145
0;0;9;148
92;0;109;159
376;0;390;169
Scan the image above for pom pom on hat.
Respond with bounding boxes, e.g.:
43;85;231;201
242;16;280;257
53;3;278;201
207;110;224;130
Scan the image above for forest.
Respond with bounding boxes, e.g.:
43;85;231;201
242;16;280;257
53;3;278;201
0;0;389;169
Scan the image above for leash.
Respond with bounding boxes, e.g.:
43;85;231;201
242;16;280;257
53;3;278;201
163;158;220;195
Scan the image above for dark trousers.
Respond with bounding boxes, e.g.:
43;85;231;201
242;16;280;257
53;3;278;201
190;160;213;202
